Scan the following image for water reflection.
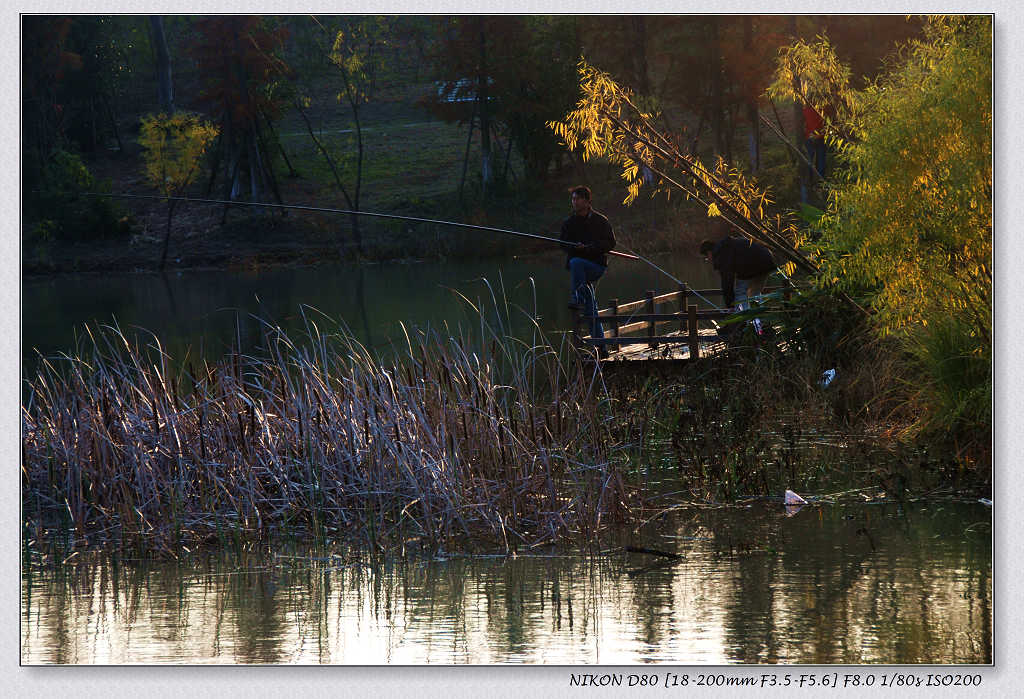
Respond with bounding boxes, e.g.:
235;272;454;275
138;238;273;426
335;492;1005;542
22;502;990;664
22;254;720;370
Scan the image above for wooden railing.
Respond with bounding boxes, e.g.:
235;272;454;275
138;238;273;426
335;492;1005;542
571;283;791;360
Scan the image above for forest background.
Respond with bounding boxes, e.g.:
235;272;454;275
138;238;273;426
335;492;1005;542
21;14;928;273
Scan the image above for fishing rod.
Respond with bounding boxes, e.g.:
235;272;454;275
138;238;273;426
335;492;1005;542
81;191;643;260
82;190;725;308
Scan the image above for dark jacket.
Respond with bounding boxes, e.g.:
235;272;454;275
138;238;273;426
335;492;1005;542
710;237;776;306
560;209;616;268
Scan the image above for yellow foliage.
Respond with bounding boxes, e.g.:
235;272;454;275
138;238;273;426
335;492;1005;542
547;60;787;246
139;112;219;198
791;17;991;339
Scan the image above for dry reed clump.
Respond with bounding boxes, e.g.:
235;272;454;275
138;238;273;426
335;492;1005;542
22;314;638;555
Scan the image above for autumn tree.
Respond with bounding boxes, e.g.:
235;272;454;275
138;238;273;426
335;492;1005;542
288;16;396;257
139;112;219;269
548;61;819;280
35;16;148;155
812;19;991;331
773;17;990;445
189;16;290;212
23;16;82;166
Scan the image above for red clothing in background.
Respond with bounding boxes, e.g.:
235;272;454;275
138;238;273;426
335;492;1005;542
803;105;824;140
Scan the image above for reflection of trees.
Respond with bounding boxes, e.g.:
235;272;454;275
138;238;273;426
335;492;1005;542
21;505;990;663
706;503;991;664
686;508;788;663
841;507;992;664
488;559;533;658
724;555;780;662
625;549;681;653
223;563;287;663
355;266;374;348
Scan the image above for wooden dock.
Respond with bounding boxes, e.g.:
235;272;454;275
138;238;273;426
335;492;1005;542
570;284;791;362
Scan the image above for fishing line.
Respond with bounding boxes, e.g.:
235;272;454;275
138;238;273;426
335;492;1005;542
81;191;720;305
80;191;640;258
616;246;722;309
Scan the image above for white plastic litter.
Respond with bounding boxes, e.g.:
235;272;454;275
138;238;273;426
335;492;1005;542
979;498;992;507
784;489;807;505
820;368;837;387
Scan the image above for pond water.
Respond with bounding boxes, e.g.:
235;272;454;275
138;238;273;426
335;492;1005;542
22;252;720;371
22;501;990;664
21;255;992;665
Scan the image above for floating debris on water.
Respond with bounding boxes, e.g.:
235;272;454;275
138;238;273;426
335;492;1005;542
784;504;805;518
784;489;807;505
784;489;807;517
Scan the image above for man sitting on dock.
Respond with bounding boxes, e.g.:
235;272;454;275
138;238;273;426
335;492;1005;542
700;236;775;332
559;186;616;353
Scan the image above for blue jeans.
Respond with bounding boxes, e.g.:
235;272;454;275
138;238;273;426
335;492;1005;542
806;137;826;178
568;257;606;341
801;137;827;203
735;273;769;334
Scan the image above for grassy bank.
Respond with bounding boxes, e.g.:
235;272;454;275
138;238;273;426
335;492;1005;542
24;97;751;277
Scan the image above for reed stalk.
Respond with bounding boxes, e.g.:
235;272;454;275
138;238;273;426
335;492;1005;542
23;304;637;554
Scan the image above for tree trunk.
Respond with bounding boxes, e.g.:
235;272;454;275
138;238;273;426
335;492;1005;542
744;17;760;171
101;92;123;152
248;133;263;205
149;16;174;113
458;106;477;206
256;116;286;204
790;17;809;202
296;99;357;259
710;17;726;159
631;17;651;96
264;117;298;178
478;29;492;194
229;149;243;201
502;129;514;183
352;101;364;255
159;198;178;270
204;134;223;196
690;106;706;156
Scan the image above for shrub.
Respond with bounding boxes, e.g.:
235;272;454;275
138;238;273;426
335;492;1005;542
24;149;133;243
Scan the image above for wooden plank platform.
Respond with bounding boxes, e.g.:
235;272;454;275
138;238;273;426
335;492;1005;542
570;284;794;363
592;327;727;362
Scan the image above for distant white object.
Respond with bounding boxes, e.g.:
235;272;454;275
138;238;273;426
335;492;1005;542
784;489;807;505
435;77;494;103
979;498;993;507
820;368;837;387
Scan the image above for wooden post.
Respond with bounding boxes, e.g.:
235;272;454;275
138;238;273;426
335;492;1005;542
678;283;687;335
646;290;657;350
688;304;699;361
609;298;619;354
